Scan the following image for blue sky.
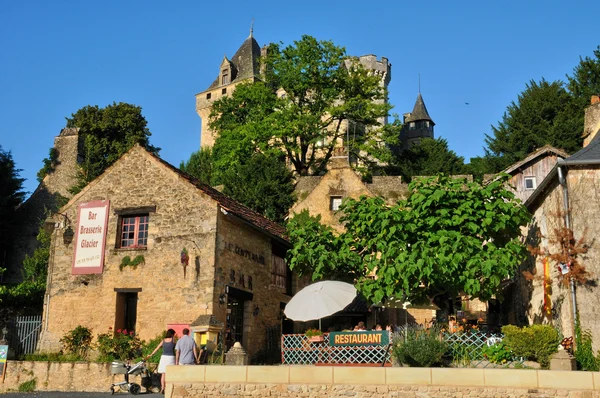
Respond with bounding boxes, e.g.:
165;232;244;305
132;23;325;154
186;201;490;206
2;1;598;195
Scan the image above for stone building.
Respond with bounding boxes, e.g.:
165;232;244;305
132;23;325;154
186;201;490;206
509;96;600;350
37;144;299;360
3;128;80;284
195;32;392;149
398;92;435;150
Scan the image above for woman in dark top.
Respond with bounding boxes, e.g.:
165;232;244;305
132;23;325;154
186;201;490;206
147;328;176;393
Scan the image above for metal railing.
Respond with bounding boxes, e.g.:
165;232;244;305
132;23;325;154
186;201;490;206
5;315;42;358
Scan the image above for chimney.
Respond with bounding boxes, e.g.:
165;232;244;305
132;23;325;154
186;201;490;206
583;96;600;147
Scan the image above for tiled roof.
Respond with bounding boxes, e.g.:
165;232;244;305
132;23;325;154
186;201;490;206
148;149;289;242
206;35;261;90
404;93;434;124
560;134;600;165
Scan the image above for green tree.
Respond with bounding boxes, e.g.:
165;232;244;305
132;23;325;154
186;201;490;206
221;153;295;223
209;35;397;177
567;45;600;135
67;102;159;193
0;145;25;277
391;138;465;181
484;79;581;172
287;175;530;305
179;147;214;186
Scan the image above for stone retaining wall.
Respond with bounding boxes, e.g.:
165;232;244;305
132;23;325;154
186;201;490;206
0;361;134;393
166;365;600;398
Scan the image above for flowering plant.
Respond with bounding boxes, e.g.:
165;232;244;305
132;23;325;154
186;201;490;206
304;328;323;337
96;327;143;361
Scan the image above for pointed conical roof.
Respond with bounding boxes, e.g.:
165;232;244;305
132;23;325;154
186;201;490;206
405;93;434;125
207;34;261;90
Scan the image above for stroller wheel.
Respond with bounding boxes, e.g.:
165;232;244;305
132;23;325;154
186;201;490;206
129;383;141;395
110;386;115;395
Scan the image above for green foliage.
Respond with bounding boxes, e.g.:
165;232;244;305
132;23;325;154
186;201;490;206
36;147;59;182
23;352;83;362
574;319;600;371
66;102;159;194
141;332;168;364
392;327;448;367
304;328;323;337
96;327;143;361
482;342;513;365
60;326;93;359
287;174;530;304
18;378;37;392
119;255;145;271
0;145;25;280
567;46;600;124
390;138;465;181
209;35;397;177
179;147;214;186
501;324;561;368
220;153;295;223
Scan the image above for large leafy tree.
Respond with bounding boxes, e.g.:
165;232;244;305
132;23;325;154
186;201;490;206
391;138;465;181
567;45;600;132
67;102;159;193
209;35;397;177
287;175;530;305
0;145;25;276
484;79;581;172
181;148;295;223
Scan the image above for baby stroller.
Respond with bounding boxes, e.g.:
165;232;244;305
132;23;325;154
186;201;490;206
110;360;156;395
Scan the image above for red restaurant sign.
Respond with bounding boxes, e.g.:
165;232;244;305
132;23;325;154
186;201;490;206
72;200;110;275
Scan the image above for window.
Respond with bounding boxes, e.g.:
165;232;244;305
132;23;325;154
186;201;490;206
271;255;287;289
222;69;229;85
409;122;415;130
119;214;149;248
330;196;343;211
524;176;536;190
206;93;211;100
222;88;227;95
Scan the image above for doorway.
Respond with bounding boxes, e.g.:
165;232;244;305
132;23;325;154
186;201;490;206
226;297;244;350
115;292;138;332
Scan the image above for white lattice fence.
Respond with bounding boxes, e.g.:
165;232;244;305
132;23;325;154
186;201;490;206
281;334;391;365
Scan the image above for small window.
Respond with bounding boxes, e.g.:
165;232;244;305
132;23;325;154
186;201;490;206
222;88;227;95
222;69;229;85
206;93;211;100
118;214;149;248
271;255;287;289
409;122;415;130
330;196;343;211
524;177;536;190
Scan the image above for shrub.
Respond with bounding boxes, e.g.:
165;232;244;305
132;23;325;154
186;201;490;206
392;326;447;367
23;352;82;362
141;332;168;364
96;327;143;362
502;324;561;368
59;325;93;359
575;322;600;371
482;341;513;365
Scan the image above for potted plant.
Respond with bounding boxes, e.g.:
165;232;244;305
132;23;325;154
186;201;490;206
305;328;324;343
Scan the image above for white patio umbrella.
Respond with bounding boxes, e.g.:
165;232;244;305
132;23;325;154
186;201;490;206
284;281;357;330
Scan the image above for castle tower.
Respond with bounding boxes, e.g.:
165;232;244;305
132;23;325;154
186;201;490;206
400;92;435;149
354;55;391;126
195;30;263;148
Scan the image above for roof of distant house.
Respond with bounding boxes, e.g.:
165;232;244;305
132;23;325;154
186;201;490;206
501;145;569;175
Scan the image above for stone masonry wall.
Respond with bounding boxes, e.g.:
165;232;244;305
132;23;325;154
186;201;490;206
213;211;292;360
4;128;80;284
38;146;220;351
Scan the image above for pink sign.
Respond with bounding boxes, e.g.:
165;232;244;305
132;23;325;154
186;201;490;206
72;200;110;275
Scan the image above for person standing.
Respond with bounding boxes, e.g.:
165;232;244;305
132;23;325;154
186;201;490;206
146;328;176;394
175;328;198;365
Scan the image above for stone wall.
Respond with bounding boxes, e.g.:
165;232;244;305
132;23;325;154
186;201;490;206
166;365;600;398
38;146;220;351
0;361;126;393
4;128;80;284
